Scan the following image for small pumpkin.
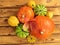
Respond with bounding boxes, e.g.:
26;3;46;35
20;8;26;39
15;24;29;38
8;16;19;26
46;11;53;18
17;6;34;23
34;5;47;16
27;0;36;8
27;35;36;43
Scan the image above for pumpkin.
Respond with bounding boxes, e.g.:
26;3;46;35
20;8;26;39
27;35;36;43
17;6;34;23
28;16;55;40
34;5;47;16
15;24;29;38
8;16;19;26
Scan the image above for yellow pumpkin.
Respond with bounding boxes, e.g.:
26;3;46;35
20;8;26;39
46;11;53;18
8;16;19;26
27;35;36;43
27;0;36;8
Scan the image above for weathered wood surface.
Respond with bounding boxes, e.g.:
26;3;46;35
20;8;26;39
0;34;60;44
0;24;59;36
0;8;60;18
0;0;60;45
0;17;59;26
0;0;60;7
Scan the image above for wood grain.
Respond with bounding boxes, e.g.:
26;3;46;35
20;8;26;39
48;8;60;15
0;0;60;7
2;43;60;45
0;0;60;45
0;16;59;26
0;24;59;36
0;36;27;44
0;18;8;26
0;9;18;17
0;27;15;35
0;8;60;18
52;16;60;21
33;43;60;45
0;33;60;44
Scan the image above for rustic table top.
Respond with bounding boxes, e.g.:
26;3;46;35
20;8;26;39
0;0;60;45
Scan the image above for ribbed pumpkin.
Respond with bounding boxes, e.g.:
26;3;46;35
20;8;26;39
34;5;47;16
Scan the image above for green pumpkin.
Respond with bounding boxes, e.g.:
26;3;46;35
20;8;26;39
34;5;47;16
15;24;29;38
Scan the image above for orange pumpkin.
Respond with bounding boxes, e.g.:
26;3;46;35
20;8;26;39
17;6;34;23
28;16;55;40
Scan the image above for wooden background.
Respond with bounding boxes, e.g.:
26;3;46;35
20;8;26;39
0;0;60;45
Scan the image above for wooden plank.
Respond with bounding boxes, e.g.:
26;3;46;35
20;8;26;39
3;43;60;45
52;16;60;21
0;33;60;44
54;25;60;34
1;43;60;45
0;27;15;35
0;0;60;7
17;43;60;45
0;9;18;17
0;8;60;18
54;21;60;24
17;44;31;45
0;36;27;44
32;34;60;43
48;8;60;15
0;16;60;26
36;0;60;7
0;24;59;36
0;18;9;26
33;43;60;45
